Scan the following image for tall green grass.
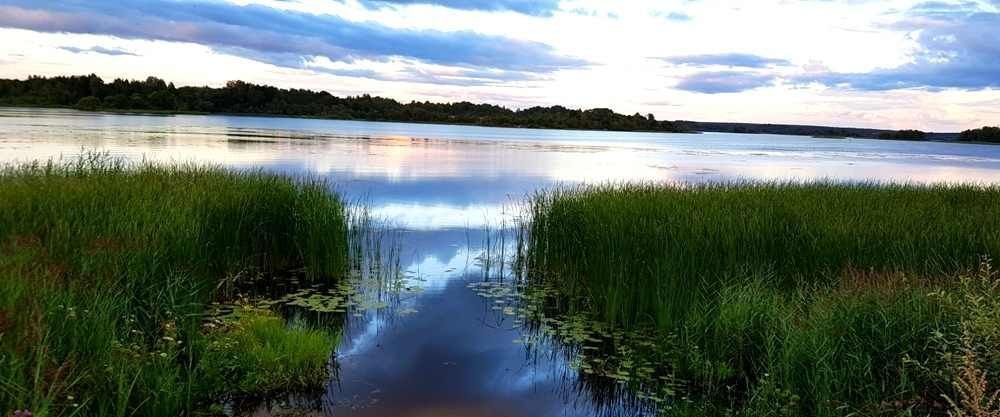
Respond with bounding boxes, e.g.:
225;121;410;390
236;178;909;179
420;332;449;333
525;182;1000;327
521;182;1000;415
0;156;348;416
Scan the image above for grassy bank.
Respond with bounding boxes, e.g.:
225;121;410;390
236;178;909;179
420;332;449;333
0;156;348;416
521;183;1000;416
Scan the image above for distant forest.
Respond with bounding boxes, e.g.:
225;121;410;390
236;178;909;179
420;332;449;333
674;122;954;141
2;74;992;141
0;74;685;133
959;126;1000;143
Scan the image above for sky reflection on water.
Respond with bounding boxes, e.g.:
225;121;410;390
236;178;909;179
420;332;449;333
6;108;999;231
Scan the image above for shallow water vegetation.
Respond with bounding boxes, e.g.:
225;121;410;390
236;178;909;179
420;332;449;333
0;156;349;416
199;307;337;398
519;182;1000;416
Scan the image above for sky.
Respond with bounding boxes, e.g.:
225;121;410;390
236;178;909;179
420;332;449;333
0;0;997;132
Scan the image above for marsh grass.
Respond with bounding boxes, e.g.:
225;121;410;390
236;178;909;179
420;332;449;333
525;182;999;326
198;307;338;398
0;155;348;416
520;182;1000;416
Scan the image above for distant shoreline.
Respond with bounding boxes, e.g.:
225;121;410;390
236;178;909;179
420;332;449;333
5;104;978;145
2;74;979;143
1;103;701;135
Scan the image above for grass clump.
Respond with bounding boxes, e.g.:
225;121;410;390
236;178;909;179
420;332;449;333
0;156;348;416
520;182;1000;416
199;308;337;397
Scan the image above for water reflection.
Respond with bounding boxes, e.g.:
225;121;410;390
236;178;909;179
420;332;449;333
4;107;1000;416
328;275;593;417
5;108;1000;193
7;107;1000;235
245;229;651;417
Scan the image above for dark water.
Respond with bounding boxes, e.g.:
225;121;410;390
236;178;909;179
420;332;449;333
320;232;605;417
4;107;1000;416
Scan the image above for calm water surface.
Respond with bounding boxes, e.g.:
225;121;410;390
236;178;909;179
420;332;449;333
3;107;1000;416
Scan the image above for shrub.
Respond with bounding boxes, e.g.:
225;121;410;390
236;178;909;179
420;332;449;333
74;96;100;111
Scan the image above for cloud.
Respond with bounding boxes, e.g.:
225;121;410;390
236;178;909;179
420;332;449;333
659;53;790;68
357;0;561;16
640;99;680;107
308;61;546;86
0;0;586;78
566;7;617;18
904;1;986;16
651;11;692;22
674;71;776;94
58;45;139;56
663;12;692;21
795;4;1000;90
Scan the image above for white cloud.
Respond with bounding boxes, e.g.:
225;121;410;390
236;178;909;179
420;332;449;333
0;0;996;131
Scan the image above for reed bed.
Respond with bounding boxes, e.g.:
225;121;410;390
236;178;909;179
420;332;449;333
521;182;1000;416
0;156;348;416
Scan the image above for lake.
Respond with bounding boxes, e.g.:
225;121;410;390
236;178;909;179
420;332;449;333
3;107;1000;416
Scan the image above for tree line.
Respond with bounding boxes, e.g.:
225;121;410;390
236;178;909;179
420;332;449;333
2;74;987;141
877;129;927;140
0;74;686;132
959;126;1000;143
